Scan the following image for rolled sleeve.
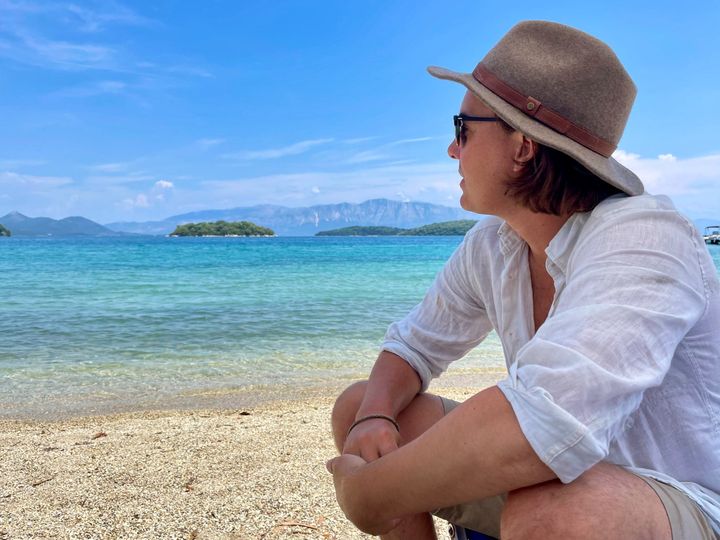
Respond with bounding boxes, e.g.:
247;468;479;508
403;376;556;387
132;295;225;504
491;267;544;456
497;378;606;482
498;207;708;482
381;227;494;391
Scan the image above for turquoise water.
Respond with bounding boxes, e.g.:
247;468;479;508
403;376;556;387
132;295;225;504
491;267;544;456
1;237;718;418
0;236;504;417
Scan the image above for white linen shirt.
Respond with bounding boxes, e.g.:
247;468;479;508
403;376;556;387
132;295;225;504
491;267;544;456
382;194;720;532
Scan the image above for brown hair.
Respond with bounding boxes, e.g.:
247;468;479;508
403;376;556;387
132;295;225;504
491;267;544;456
498;120;623;216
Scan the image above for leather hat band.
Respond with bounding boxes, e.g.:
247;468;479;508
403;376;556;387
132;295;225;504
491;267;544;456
472;63;616;158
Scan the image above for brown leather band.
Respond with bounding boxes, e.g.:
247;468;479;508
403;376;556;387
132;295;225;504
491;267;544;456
472;63;616;158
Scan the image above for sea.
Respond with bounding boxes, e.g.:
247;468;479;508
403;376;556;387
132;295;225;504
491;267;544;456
1;236;719;419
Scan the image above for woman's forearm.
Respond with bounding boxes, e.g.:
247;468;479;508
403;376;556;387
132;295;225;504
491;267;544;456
350;386;555;528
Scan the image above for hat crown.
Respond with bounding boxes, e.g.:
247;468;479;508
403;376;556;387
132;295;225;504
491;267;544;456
482;21;636;146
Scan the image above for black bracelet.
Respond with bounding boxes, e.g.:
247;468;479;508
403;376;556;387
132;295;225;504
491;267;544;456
347;414;400;437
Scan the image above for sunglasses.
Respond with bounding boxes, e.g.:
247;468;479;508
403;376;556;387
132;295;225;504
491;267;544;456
453;114;499;146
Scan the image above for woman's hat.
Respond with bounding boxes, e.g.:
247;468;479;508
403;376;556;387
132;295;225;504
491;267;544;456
428;20;644;195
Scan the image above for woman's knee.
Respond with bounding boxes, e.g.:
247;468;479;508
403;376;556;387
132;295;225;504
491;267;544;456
331;381;368;450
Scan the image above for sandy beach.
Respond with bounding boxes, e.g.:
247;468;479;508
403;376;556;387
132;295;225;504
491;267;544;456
0;370;503;540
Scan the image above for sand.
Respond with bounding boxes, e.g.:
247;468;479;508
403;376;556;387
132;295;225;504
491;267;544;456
0;370;503;539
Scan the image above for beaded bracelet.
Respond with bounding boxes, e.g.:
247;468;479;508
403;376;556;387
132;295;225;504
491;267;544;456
347;414;400;437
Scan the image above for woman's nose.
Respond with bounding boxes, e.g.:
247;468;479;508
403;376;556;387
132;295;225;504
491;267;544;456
448;139;459;159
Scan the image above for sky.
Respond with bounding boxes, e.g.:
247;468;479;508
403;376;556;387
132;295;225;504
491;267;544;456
1;0;719;224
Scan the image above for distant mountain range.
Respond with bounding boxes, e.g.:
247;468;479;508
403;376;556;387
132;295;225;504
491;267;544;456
104;199;479;236
1;200;717;237
0;211;122;237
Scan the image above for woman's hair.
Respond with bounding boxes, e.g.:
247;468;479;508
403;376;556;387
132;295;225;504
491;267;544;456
497;120;623;216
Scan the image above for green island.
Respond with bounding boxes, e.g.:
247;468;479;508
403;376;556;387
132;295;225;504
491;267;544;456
170;220;275;237
316;220;478;236
0;224;11;237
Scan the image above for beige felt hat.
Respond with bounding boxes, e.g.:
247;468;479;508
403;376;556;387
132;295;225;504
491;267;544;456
428;20;644;195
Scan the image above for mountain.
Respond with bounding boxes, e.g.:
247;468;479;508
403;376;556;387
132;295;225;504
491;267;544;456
105;199;478;236
0;211;124;237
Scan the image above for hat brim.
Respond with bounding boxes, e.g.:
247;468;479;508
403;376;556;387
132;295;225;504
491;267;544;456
427;66;644;196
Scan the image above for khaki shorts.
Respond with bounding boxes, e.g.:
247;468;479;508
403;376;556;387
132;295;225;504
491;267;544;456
436;396;718;539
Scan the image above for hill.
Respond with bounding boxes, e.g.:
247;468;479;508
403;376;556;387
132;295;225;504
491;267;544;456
317;220;478;236
316;226;405;236
0;211;124;237
0;224;10;237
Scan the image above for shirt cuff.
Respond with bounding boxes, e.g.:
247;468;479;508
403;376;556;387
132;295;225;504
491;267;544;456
497;378;607;483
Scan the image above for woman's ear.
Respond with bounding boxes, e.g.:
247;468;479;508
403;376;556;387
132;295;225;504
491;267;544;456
511;135;537;173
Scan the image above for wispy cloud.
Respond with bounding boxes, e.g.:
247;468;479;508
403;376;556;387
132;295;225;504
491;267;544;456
221;138;334;161
87;162;131;173
199;161;458;207
196;138;225;149
343;136;436;164
0;170;73;188
63;1;153;33
0;158;45;168
341;136;379;145
387;136;435;146
54;80;128;97
3;29;117;70
0;1;209;84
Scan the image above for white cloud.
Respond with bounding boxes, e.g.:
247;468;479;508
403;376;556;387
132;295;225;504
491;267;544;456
613;150;720;196
122;193;149;208
311;186;320;194
221;138;334;160
154;180;174;189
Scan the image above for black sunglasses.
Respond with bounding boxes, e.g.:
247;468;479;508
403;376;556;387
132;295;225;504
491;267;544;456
453;114;499;145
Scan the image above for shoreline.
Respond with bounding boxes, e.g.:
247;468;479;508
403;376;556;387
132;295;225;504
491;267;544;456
0;371;504;539
1;367;507;423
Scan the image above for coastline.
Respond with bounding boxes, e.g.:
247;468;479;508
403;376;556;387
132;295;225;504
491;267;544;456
0;370;504;539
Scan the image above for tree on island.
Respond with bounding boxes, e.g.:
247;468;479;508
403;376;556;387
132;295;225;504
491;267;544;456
170;220;275;237
0;224;11;237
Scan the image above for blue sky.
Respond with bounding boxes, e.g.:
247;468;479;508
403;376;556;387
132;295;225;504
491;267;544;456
1;0;719;224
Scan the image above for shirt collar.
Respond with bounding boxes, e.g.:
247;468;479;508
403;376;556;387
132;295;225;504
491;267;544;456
496;212;591;275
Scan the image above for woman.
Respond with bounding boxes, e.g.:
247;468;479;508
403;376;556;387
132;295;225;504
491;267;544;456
328;21;720;540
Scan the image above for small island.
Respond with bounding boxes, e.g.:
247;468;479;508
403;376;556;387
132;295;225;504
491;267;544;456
169;220;275;237
0;224;11;237
316;220;478;237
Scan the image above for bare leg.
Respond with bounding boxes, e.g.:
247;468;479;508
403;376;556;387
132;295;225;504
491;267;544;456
501;461;672;540
332;381;446;540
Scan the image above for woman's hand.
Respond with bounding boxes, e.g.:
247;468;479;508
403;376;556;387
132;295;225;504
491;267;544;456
342;417;401;461
326;453;402;535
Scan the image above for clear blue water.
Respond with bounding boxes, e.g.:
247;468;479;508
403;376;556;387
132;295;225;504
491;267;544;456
1;236;718;418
